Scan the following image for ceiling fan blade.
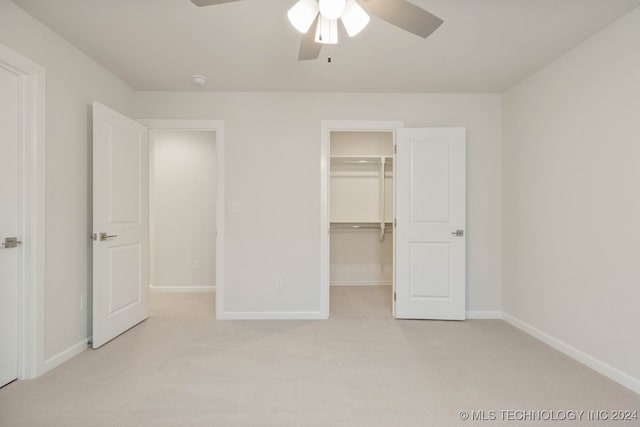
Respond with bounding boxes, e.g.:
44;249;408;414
298;15;322;60
190;0;245;6
357;0;443;38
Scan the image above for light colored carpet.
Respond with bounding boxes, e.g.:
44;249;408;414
148;289;216;319
1;286;638;426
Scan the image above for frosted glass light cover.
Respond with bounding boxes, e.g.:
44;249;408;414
315;15;339;44
341;0;370;37
287;0;319;34
318;0;346;20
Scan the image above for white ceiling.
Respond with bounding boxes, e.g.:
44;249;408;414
12;0;640;92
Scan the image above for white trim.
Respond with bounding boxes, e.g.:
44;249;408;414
0;43;46;380
331;171;394;178
330;282;392;286
138;119;223;131
466;310;502;319
42;338;88;374
148;132;156;290
320;120;404;319
503;313;640;395
138;119;225;319
219;311;326;320
150;285;215;293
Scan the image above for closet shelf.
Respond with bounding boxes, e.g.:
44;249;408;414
330;156;393;165
330;222;393;241
330;155;393;241
330;222;392;227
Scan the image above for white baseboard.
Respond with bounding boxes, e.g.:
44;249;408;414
503;313;640;395
150;285;215;293
218;311;327;320
330;282;392;286
42;337;88;374
466;310;502;319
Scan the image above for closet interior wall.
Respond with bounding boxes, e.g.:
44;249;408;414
330;131;394;286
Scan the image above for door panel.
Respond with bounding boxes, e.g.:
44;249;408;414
110;128;142;223
0;66;20;387
395;128;466;320
108;243;142;314
410;243;450;298
93;102;149;348
411;140;450;222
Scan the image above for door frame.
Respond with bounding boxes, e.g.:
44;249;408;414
320;120;404;318
138;119;225;318
0;43;46;379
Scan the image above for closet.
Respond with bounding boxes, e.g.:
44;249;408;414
329;131;394;287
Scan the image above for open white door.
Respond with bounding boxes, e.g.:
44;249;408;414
92;102;149;348
395;128;466;320
0;63;20;387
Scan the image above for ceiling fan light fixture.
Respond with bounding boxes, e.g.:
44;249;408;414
318;0;346;20
287;0;319;33
340;0;370;37
315;15;338;44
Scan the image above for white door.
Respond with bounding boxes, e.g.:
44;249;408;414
395;128;466;320
92;102;149;348
0;65;20;387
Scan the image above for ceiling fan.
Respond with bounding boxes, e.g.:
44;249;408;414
190;0;443;60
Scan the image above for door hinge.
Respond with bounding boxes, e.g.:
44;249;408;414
394;218;397;227
394;291;396;302
394;145;397;154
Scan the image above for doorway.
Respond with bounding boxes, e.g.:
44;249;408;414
321;122;467;320
91;111;225;347
320;121;403;318
149;129;217;318
329;131;395;316
138;119;225;320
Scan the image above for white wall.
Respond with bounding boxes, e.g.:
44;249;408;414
330;230;393;285
331;131;393;157
136;92;503;315
151;130;216;290
503;7;640;392
0;2;134;366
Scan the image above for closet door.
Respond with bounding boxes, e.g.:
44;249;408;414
395;128;466;320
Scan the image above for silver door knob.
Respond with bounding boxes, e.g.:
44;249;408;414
2;237;22;248
451;230;464;237
99;232;118;241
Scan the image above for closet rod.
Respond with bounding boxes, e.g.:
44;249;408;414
330;223;393;230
